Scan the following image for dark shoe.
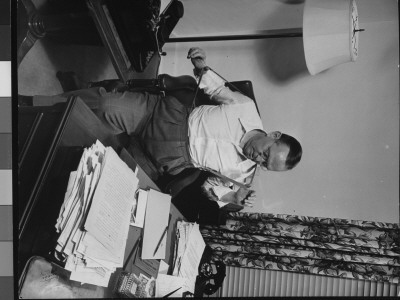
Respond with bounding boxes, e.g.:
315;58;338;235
18;95;33;106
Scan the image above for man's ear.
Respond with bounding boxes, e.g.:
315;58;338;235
268;131;282;140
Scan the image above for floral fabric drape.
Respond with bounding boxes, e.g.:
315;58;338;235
200;212;399;283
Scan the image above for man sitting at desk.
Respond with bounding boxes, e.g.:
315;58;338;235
26;47;302;209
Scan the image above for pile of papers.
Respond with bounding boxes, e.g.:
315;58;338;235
55;140;139;287
169;221;206;294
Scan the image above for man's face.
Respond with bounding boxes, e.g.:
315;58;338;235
243;133;289;171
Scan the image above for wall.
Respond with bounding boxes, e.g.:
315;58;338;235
159;0;399;223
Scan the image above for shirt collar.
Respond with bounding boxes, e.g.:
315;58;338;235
238;118;266;148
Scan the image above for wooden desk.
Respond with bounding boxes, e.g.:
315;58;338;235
18;97;123;276
18;97;185;298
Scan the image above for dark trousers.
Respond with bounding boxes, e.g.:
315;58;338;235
34;87;194;176
33;87;159;135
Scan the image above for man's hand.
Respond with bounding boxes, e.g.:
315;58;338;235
235;187;256;207
187;47;207;70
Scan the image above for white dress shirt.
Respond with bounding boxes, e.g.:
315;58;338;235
188;69;264;203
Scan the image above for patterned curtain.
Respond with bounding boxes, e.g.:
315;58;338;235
200;212;399;283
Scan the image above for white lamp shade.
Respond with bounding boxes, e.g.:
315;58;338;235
303;0;357;75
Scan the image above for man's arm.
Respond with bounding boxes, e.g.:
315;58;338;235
187;47;252;105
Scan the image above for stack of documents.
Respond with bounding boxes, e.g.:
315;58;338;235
171;221;206;294
55;140;139;287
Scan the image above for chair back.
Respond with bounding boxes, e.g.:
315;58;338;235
158;74;260;115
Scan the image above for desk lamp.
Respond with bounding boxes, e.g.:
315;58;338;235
166;0;363;75
303;0;363;75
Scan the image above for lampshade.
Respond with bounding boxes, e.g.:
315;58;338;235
303;0;359;75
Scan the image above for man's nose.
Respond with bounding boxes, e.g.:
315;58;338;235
254;153;263;162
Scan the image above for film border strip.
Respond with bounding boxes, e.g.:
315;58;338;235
0;0;13;299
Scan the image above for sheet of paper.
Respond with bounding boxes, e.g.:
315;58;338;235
141;189;171;260
58;170;84;232
85;147;138;260
85;256;116;271
70;269;111;287
156;274;186;297
57;143;103;233
158;260;169;275
57;183;85;250
172;221;189;276
80;231;121;265
82;161;101;224
130;189;148;228
134;244;160;278
63;172;93;255
56;171;77;232
178;224;205;280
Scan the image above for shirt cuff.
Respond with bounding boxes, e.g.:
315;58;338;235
197;69;226;97
216;200;228;208
212;185;233;208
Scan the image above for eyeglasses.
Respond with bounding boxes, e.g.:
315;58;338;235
259;161;268;171
258;149;270;171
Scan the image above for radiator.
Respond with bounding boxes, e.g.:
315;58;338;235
214;267;399;297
